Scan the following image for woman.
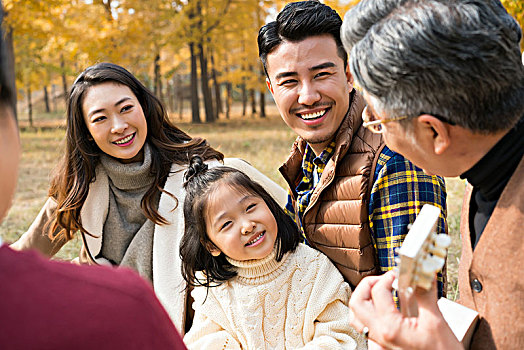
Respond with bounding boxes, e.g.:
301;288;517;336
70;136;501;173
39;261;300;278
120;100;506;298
12;62;286;332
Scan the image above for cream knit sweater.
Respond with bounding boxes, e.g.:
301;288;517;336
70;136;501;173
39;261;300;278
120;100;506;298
184;244;366;349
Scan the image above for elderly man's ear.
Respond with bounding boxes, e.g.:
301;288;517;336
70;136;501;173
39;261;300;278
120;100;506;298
417;114;451;155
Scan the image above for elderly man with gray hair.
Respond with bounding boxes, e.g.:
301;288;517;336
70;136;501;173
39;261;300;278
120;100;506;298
341;0;524;349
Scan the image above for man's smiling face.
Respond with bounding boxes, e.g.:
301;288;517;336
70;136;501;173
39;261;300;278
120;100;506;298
266;34;353;155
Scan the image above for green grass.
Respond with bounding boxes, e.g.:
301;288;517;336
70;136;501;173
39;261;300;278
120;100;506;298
2;109;465;297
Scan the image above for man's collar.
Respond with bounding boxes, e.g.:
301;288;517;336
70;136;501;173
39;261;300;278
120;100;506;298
461;116;524;200
303;140;336;168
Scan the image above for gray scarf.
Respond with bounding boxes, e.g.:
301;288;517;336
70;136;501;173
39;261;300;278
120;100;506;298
98;144;157;283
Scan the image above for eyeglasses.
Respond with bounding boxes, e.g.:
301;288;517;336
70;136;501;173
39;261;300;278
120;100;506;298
362;106;408;134
362;106;456;134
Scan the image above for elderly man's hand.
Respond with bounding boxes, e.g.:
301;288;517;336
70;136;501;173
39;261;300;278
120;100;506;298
348;270;463;350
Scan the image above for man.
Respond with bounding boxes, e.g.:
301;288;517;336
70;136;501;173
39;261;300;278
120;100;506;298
341;0;524;348
0;3;186;349
257;0;447;292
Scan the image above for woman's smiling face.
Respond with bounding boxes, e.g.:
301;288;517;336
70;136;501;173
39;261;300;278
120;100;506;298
82;82;147;163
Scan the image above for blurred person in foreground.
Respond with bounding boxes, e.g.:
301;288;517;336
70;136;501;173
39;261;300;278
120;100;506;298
341;0;524;348
0;2;186;348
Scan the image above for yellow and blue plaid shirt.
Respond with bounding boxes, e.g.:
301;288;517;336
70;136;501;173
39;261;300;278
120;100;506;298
285;144;447;297
284;140;336;237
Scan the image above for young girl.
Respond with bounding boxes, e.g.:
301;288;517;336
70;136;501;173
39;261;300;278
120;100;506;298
181;156;366;349
11;62;286;332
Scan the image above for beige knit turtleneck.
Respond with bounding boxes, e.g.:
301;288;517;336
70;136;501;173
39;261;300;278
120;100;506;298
185;243;366;349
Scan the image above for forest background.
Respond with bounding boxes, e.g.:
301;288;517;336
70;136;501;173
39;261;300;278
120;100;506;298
1;0;523;298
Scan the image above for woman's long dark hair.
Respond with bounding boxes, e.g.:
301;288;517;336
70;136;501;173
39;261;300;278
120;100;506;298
180;156;300;289
48;63;223;241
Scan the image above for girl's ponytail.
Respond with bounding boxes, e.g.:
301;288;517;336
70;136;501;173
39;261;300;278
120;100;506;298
183;155;208;187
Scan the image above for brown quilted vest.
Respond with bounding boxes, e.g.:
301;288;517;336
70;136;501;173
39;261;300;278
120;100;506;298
459;156;524;349
280;91;384;288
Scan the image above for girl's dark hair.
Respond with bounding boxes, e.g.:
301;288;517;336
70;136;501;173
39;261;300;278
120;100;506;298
180;156;300;288
48;62;223;241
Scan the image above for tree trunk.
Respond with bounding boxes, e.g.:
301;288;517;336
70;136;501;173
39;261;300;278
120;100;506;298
241;83;247;117
223;60;231;119
178;90;184;121
60;56;68;104
27;86;33;128
224;54;233;119
154;53;161;97
167;79;175;113
259;66;266;118
176;75;184;120
259;90;266;118
210;52;222;119
158;75;163;104
51;84;57;112
250;88;256;117
43;85;50;113
166;79;172;113
189;42;201;124
198;42;215;123
225;81;232;119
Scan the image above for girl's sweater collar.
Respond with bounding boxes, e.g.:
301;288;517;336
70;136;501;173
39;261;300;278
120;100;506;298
225;246;291;284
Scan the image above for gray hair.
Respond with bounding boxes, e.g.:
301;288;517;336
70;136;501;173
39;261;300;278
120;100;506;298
341;0;524;133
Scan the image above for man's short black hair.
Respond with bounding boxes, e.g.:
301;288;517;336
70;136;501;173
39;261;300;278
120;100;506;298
258;1;347;78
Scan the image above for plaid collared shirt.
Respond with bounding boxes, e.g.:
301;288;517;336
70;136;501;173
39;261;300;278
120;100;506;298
369;146;447;297
285;145;447;297
284;141;336;240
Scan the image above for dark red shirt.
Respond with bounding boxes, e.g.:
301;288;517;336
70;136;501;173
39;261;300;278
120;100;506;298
0;245;186;350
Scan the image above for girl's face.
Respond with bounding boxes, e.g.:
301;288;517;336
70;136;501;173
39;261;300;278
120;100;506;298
82;82;147;163
205;183;278;261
